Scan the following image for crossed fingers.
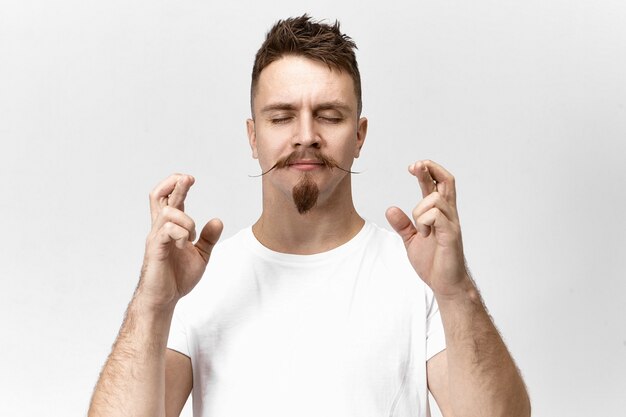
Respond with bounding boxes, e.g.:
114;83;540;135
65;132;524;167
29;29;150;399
410;160;456;202
409;160;459;237
149;174;194;220
148;174;197;248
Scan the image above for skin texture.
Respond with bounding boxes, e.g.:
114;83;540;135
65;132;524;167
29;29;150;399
88;174;222;417
247;56;368;254
88;56;530;417
386;160;531;417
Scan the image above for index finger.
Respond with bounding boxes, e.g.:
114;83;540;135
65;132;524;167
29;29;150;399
409;160;437;198
148;174;194;222
168;175;195;210
416;160;456;204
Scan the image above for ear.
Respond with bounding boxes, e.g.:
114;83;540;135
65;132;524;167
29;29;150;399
246;118;258;159
354;117;368;158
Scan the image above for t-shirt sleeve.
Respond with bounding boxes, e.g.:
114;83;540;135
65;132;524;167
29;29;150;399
167;308;191;358
425;285;447;360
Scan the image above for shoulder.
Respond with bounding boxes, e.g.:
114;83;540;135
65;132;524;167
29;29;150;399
362;221;409;260
366;221;403;244
209;226;253;258
363;221;432;294
197;225;263;274
175;227;255;310
357;221;414;277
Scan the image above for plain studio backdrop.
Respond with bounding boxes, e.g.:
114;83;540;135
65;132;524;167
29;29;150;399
1;1;625;416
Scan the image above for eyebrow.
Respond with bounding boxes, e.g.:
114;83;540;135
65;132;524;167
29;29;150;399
260;103;297;113
260;101;352;114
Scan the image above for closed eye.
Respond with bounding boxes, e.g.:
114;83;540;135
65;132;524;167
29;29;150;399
270;116;293;124
318;116;343;124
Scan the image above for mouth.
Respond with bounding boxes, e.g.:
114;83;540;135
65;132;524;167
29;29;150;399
288;160;325;171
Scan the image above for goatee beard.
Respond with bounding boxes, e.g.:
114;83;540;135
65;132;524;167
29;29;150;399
248;149;361;214
292;173;319;214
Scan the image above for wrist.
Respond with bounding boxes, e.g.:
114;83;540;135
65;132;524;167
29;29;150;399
433;274;482;307
133;265;182;314
131;287;179;318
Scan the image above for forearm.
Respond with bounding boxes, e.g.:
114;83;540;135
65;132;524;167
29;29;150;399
88;295;175;417
437;277;530;417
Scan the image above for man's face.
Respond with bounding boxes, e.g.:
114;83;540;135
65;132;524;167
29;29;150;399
247;55;367;214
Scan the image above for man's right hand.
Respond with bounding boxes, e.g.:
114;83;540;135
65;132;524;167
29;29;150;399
138;174;223;310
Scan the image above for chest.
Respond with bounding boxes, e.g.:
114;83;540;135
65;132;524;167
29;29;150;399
187;258;428;414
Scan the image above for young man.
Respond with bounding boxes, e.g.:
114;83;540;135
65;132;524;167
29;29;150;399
89;16;530;417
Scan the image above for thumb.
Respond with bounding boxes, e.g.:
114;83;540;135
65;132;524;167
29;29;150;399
195;218;223;262
385;206;417;245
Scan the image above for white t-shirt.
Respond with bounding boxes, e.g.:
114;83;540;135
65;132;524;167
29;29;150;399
168;221;446;417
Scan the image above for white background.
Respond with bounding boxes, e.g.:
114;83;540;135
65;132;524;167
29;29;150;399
1;1;625;416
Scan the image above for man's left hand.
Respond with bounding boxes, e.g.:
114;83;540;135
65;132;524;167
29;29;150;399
386;160;471;299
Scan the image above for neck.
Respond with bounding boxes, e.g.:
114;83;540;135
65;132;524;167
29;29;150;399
252;179;364;255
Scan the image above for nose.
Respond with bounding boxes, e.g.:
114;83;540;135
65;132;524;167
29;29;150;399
292;114;320;149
